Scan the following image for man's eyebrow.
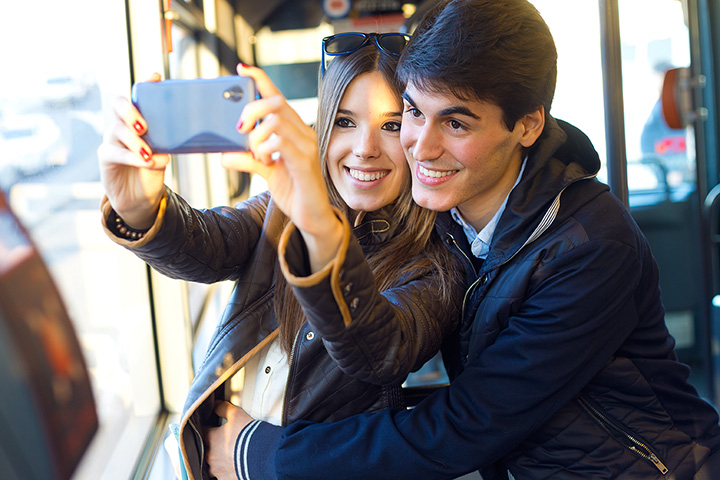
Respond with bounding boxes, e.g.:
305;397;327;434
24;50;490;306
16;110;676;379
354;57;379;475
401;92;416;106
438;105;480;119
401;92;480;119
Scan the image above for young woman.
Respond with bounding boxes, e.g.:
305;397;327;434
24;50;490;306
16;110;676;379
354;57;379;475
98;33;463;480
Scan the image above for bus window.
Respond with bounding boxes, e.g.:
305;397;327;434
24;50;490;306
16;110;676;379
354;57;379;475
0;1;161;478
531;0;607;171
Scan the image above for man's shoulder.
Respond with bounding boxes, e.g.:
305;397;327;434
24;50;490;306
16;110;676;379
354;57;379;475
558;180;645;247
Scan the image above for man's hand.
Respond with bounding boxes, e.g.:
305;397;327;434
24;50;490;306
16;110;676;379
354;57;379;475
205;401;254;480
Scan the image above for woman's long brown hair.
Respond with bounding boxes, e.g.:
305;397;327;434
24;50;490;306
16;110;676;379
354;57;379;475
275;45;461;356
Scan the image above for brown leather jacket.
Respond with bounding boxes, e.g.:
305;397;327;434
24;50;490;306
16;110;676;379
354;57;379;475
102;188;462;480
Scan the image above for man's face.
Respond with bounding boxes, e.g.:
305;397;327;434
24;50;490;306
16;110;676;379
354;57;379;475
400;81;530;230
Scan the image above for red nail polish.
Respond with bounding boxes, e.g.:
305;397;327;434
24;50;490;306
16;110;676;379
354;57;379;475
236;119;244;131
134;121;143;133
239;62;249;68
140;148;151;161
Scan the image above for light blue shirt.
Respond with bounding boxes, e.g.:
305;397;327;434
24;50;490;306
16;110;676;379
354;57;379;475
451;158;527;259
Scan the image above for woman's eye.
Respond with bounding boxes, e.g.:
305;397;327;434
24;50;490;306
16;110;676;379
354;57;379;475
335;117;354;128
383;121;401;132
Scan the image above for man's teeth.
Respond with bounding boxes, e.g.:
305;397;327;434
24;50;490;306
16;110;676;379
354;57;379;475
419;165;456;178
349;169;389;181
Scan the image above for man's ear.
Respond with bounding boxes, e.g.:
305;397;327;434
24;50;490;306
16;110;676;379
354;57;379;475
518;107;545;148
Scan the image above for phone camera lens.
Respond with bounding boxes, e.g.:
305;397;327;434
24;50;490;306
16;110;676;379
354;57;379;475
223;86;244;102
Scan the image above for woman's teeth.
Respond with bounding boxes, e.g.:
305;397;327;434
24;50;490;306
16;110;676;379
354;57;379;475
349;168;389;181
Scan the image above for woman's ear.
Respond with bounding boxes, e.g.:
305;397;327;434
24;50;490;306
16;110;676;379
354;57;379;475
518;106;545;148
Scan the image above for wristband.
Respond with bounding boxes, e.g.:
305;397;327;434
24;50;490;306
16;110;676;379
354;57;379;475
111;210;150;240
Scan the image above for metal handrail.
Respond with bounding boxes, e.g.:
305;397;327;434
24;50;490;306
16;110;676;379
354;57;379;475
599;0;629;207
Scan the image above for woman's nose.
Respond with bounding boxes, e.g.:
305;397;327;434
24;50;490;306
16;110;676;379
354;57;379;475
353;128;380;160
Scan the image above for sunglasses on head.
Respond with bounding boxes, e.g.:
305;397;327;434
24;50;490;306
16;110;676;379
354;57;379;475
321;32;411;76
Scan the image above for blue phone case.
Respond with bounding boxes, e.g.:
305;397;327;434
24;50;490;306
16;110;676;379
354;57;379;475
131;76;256;154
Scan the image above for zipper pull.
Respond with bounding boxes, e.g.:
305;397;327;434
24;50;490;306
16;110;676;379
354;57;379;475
648;453;669;475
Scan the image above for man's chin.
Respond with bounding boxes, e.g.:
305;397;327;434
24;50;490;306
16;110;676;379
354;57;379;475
412;187;454;212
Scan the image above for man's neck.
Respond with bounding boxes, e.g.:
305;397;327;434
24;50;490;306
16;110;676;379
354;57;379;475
458;163;524;232
456;196;506;233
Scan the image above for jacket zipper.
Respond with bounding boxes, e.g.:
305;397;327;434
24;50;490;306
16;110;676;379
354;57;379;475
444;232;477;317
188;281;274;479
187;418;205;480
453;173;596;320
281;325;303;425
198;287;275;370
577;395;669;475
450;189;561;317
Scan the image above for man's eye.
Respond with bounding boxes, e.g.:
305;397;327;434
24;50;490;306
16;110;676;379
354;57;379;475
449;119;464;130
405;107;422;118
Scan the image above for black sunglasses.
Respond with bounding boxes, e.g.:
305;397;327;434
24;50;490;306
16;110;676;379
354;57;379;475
321;32;411;76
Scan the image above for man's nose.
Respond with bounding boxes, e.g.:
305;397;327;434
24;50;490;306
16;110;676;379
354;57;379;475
407;124;442;162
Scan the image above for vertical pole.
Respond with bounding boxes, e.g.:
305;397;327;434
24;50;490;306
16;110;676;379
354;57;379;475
599;0;629;207
691;0;720;403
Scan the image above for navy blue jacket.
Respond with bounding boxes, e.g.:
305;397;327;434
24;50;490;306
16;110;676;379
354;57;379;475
237;117;720;479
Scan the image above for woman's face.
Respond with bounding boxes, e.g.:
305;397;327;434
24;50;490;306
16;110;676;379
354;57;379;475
327;71;408;213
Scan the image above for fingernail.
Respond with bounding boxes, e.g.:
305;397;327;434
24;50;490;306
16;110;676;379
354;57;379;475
236;119;244;131
239;62;249;68
134;121;143;133
140;148;151;161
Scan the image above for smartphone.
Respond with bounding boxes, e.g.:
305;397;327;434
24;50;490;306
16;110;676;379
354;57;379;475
131;76;256;154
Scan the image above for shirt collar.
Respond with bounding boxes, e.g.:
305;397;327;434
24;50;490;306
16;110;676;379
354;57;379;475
451;157;527;259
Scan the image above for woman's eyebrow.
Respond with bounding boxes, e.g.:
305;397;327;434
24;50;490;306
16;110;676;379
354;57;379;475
336;109;401;118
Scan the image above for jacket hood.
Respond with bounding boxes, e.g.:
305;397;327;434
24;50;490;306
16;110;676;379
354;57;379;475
526;115;601;181
490;116;604;267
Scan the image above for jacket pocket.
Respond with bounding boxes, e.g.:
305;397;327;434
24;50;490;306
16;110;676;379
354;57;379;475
577;395;669;475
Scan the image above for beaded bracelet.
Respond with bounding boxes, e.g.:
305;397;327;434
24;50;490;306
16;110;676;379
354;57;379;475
111;210;150;240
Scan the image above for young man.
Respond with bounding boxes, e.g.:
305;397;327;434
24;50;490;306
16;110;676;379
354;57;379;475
206;1;720;478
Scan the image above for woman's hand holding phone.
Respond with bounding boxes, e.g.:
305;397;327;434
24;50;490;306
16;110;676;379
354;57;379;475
222;64;344;272
97;73;170;230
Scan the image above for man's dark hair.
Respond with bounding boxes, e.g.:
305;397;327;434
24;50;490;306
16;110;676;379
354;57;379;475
397;0;558;130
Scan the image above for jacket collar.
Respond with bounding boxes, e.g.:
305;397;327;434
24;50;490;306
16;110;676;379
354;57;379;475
352;205;399;245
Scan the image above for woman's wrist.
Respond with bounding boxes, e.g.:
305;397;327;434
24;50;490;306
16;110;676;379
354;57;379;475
110;210;150;240
300;216;345;273
112;197;163;230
